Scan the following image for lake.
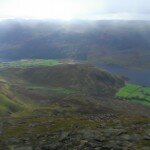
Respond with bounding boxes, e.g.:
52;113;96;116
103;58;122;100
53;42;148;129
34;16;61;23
98;64;150;87
0;58;10;62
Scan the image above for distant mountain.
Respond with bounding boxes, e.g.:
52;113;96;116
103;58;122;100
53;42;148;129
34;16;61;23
0;19;150;69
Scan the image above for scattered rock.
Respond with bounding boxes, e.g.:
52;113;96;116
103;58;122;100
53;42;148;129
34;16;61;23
121;134;131;141
143;135;150;140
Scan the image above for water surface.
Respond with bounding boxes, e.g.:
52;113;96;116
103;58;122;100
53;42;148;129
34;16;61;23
99;64;150;87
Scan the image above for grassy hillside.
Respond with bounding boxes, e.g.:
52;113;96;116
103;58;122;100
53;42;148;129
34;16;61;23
0;78;28;115
116;84;150;106
0;93;24;115
1;64;124;97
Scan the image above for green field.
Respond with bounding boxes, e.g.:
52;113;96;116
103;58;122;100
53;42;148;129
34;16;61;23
116;84;150;106
0;59;60;68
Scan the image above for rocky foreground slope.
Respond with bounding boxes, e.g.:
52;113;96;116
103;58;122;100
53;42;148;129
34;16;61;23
0;64;149;149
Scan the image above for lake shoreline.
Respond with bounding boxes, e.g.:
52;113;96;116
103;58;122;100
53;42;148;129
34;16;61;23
98;64;150;87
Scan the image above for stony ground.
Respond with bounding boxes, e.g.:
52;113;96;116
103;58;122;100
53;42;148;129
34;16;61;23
0;64;149;150
0;102;150;150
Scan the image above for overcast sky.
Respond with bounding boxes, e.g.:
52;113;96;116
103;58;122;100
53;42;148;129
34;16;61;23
0;0;150;20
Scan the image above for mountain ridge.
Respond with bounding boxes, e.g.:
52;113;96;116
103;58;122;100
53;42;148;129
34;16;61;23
0;19;150;69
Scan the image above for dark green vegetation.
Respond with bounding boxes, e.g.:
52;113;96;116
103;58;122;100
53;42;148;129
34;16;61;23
0;20;150;70
0;60;149;149
116;84;150;106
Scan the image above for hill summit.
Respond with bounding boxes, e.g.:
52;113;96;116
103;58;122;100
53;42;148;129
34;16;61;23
11;64;124;97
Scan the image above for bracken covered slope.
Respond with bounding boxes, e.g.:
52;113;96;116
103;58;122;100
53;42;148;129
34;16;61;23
2;64;124;97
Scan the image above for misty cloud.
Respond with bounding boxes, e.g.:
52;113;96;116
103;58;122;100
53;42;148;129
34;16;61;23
0;0;150;20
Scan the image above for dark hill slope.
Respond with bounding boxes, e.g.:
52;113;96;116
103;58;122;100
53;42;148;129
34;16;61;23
0;20;150;69
2;64;124;97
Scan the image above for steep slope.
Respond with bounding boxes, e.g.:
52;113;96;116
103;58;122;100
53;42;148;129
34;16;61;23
0;20;150;69
0;79;25;115
0;93;22;115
